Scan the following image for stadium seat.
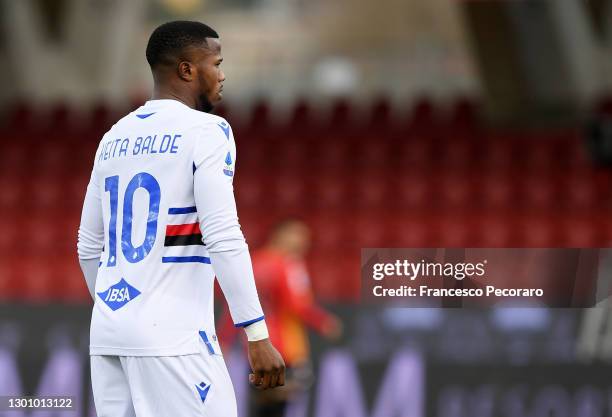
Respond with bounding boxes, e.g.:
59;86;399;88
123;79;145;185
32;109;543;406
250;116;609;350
353;171;389;209
26;217;61;255
42;216;79;259
366;97;393;133
601;217;612;246
397;139;433;171
88;101;115;133
35;142;71;176
521;137;558;173
562;217;600;247
519;216;561;247
65;175;90;210
274;141;308;173
286;99;317;135
4;101;35;132
478;173;517;210
0;216;22;256
353;140;391;168
309;214;347;250
476;214;517;247
395;171;431;209
405;97;437;135
26;176;63;211
0;176;22;211
433;172;476;210
18;258;55;302
480;137;516;173
521;175;559;210
248;100;272;136
237;141;268;170
0;141;29;177
272;173;308;211
448;96;479;133
47;102;76;135
234;175;266;208
563;172;597;211
388;214;436;247
350;212;389;248
311;171;351;209
310;140;350;169
326;98;353;134
436;215;478;247
439;139;474;171
54;259;91;302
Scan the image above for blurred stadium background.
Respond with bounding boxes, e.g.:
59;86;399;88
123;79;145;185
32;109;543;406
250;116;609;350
2;0;612;416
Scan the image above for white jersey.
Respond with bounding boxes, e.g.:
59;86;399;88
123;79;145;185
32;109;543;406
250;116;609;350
77;99;264;356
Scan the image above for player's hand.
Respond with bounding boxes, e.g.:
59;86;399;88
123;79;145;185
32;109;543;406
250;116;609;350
247;338;285;390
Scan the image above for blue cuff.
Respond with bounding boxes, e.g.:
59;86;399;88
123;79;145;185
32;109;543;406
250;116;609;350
234;315;265;328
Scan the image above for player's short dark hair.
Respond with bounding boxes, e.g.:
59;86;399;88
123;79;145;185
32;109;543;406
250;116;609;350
146;21;219;68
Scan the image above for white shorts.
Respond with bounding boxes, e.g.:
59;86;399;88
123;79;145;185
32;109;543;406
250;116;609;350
90;341;237;417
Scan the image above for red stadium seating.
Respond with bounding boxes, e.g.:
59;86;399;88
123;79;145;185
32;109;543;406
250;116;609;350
0;98;608;302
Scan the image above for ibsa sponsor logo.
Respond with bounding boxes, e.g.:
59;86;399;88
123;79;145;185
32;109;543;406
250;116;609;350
97;278;141;311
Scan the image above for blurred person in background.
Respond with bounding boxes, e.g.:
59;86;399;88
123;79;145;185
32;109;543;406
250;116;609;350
221;219;342;417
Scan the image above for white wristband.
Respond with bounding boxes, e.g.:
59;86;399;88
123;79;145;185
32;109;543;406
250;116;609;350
244;320;269;342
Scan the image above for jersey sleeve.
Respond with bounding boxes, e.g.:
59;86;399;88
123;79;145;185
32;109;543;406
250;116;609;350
77;142;105;297
193;120;265;327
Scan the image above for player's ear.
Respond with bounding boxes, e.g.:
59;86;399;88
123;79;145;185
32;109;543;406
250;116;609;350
177;61;194;82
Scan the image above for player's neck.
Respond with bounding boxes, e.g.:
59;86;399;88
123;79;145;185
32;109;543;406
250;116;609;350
151;88;196;110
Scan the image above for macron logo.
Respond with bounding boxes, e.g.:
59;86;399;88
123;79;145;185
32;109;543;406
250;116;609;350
136;112;155;119
217;122;230;140
195;382;211;403
97;278;141;311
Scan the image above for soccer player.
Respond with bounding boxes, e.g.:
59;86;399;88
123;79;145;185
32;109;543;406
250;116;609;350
77;21;285;417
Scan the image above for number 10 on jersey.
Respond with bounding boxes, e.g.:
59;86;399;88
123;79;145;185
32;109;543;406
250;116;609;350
104;173;161;266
